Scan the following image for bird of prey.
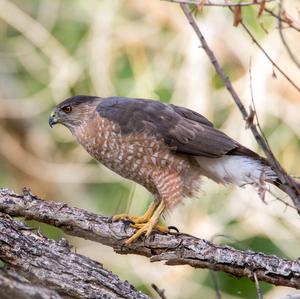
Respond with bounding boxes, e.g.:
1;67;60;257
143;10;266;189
49;95;294;245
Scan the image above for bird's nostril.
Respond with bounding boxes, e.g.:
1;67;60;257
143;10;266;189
48;116;58;128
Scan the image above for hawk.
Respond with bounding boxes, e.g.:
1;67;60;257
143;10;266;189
49;95;295;244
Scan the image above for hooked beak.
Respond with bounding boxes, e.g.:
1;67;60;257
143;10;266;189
49;112;59;128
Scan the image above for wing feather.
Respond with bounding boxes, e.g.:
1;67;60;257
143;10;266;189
96;97;239;158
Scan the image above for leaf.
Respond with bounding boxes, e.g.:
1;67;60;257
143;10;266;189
281;10;293;26
245;106;255;129
197;0;208;11
233;5;243;27
257;0;266;18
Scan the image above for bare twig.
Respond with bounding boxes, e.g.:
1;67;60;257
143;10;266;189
1;188;300;289
254;272;264;299
248;58;269;146
0;211;150;299
265;8;300;32
210;271;222;299
247;60;291;207
179;3;300;213
266;186;295;210
236;10;300;93
151;284;167;299
278;0;300;68
162;0;275;7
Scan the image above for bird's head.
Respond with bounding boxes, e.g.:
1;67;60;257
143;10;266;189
49;95;102;131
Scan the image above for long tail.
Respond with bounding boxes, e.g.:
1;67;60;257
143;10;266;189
195;154;300;196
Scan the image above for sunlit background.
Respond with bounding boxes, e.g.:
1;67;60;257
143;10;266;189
0;0;300;298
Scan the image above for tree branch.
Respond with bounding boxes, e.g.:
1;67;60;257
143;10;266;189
1;188;300;289
0;209;150;299
0;269;63;299
264;8;300;32
179;3;300;212
235;8;300;93
162;0;275;8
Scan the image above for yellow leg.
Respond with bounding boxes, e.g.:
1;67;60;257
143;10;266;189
132;223;168;233
112;201;158;224
125;201;167;245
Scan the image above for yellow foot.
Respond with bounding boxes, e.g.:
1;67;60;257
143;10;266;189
112;213;149;224
125;220;168;245
112;201;159;224
112;201;166;245
131;222;169;234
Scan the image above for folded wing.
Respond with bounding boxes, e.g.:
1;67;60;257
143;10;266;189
96;97;243;158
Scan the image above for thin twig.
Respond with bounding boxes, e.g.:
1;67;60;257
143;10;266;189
210;272;222;299
267;187;295;210
179;3;300;213
254;273;264;299
265;8;300;32
151;284;167;299
278;0;300;68
248;58;268;142
1;188;300;289
231;8;300;93
248;59;279;189
209;234;223;298
163;0;275;7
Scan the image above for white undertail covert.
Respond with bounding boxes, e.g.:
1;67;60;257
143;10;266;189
196;155;277;187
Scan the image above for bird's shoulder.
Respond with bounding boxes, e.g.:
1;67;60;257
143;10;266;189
96;97;212;131
96;97;176;134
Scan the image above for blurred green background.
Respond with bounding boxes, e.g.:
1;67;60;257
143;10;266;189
0;0;300;298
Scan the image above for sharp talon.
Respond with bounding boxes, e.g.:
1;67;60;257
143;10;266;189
111;214;130;222
125;221;155;245
130;223;142;229
168;225;179;233
149;233;156;243
144;232;156;245
112;213;151;225
120;243;128;252
124;219;135;225
115;201;166;245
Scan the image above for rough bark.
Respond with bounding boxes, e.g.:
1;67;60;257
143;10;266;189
0;269;63;299
1;188;300;289
0;211;150;299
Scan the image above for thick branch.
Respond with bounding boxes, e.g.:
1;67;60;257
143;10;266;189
0;210;150;299
179;3;300;212
1;188;300;289
162;0;275;7
0;269;63;299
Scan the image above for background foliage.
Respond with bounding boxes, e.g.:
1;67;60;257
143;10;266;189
0;0;300;298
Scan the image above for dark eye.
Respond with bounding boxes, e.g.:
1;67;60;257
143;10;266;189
62;105;72;113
